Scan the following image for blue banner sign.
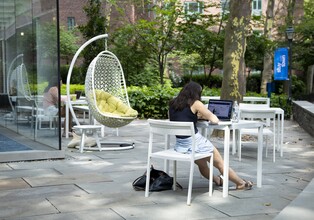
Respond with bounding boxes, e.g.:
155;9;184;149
274;48;289;80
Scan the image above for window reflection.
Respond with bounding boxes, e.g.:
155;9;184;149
0;0;60;155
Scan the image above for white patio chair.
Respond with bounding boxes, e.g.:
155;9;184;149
31;97;58;138
145;119;213;205
238;108;277;162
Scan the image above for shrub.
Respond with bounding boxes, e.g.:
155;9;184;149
246;74;261;93
60;65;85;84
180;74;222;88
246;91;292;118
127;62;160;86
60;84;85;96
128;83;180;119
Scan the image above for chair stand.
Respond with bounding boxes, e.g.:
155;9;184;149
73;125;134;153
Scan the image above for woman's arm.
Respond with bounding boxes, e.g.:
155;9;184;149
49;87;59;105
191;100;219;124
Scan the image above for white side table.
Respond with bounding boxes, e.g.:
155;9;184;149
73;125;102;153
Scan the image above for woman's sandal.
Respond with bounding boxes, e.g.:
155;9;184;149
214;175;224;186
236;180;253;190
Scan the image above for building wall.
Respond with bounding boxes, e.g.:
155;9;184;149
59;0;88;29
58;0;304;35
58;0;142;33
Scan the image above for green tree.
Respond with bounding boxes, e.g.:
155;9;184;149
78;0;108;71
111;24;156;86
36;23;78;70
260;0;275;94
59;26;79;64
174;1;222;80
131;0;184;84
245;31;273;74
221;0;252;102
37;22;58;66
168;50;201;76
179;22;223;79
294;0;314;72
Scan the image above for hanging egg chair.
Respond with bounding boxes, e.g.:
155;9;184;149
66;34;137;151
85;50;138;128
8;54;32;101
67;34;138;129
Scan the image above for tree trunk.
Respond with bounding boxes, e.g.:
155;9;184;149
261;0;275;94
283;0;296;96
158;52;166;85
221;0;252;102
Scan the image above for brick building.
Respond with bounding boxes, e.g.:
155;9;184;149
58;0;149;33
59;0;89;30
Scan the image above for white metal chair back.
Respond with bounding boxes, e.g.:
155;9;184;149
241;97;270;106
239;108;277;162
239;103;271;126
31;96;58;137
145;119;213;205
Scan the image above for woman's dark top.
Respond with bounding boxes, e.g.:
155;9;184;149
169;106;198;138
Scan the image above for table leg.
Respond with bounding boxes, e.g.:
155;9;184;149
93;130;101;151
281;113;284;157
257;124;263;187
276;115;279;151
235;129;242;161
232;129;236;155
223;126;230;198
80;129;86;153
65;102;69;138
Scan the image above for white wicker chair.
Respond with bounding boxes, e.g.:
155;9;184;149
85;50;136;128
7;54;58;136
7;54;34;123
66;34;136;151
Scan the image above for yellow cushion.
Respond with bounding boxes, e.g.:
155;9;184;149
95;90;138;117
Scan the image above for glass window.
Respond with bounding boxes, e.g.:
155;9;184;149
0;0;62;161
67;17;75;30
252;0;262;16
184;2;204;15
221;0;230;14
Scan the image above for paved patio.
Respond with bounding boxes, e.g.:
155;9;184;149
0;119;313;219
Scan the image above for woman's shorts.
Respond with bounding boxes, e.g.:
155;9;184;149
45;105;58;116
174;132;214;154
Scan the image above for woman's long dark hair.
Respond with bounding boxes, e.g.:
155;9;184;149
169;81;202;111
44;76;59;93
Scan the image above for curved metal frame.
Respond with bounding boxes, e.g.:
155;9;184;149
66;34;135;151
66;34;109;126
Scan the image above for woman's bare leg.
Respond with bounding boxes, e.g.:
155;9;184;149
195;147;249;189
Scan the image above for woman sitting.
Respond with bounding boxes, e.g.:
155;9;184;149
169;81;253;190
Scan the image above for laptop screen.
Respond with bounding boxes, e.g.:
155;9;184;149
208;99;233;121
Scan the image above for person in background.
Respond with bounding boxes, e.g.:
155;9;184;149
42;76;72;137
169;81;253;190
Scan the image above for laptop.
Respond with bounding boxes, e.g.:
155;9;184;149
208;99;234;121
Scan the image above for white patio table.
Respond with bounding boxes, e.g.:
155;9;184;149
239;104;284;157
197;120;264;197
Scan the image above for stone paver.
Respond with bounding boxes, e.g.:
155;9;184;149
0;178;30;191
0;119;313;219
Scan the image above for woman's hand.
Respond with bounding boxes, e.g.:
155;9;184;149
191;100;219;124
